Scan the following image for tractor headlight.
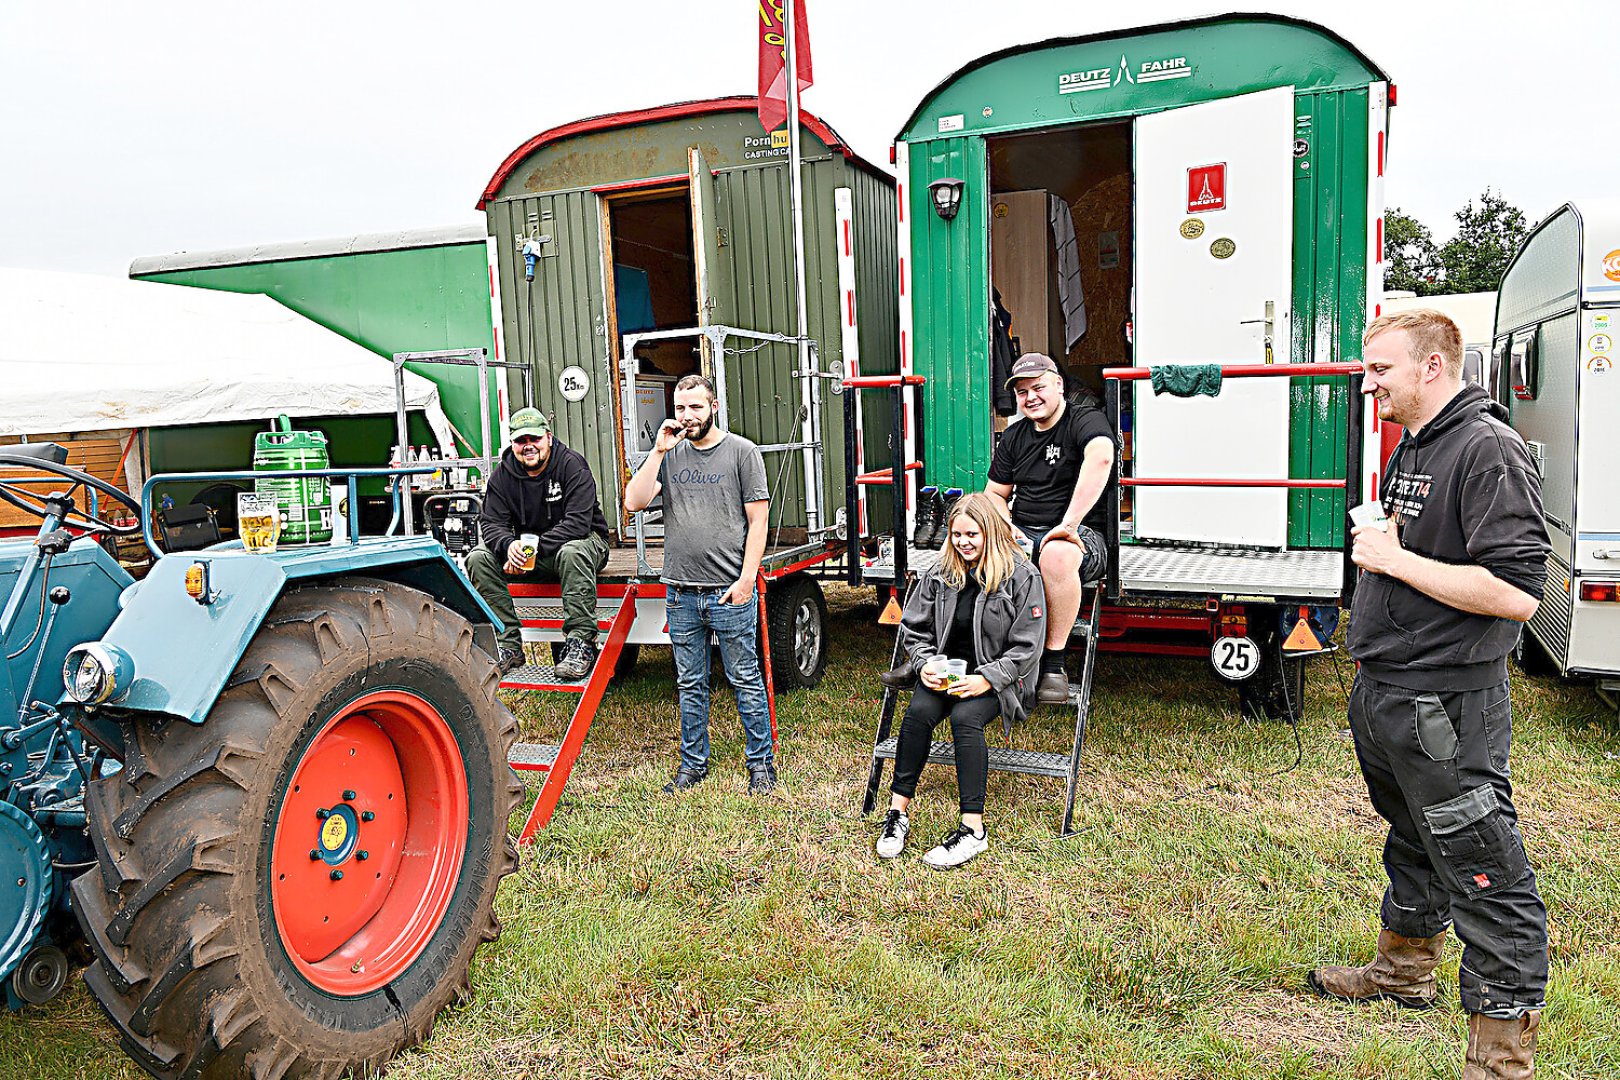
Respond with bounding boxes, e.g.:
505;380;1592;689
62;643;133;705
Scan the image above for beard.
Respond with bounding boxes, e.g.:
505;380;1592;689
683;414;715;442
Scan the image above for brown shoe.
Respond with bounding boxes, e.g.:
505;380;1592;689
1307;928;1446;1009
1036;671;1072;705
878;660;916;689
1463;1011;1539;1080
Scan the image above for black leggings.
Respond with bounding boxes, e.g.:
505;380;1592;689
891;686;999;815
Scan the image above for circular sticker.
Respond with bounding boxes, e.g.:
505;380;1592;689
557;365;590;402
1589;333;1614;354
1292;138;1310;158
1180;218;1206;240
982;106;994;118
1604;249;1620;283
1589;356;1613;375
320;814;348;851
993;202;1010;219
1210;237;1237;260
1210;636;1261;681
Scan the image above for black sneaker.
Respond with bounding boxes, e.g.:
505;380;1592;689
921;823;988;870
496;647;524;677
662;766;708;793
747;763;778;795
554;638;597;680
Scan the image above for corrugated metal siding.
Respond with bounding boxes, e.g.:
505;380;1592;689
487;190;620;519
1286;87;1368;549
910;137;991;492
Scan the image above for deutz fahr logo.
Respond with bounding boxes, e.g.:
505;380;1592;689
1059;54;1192;95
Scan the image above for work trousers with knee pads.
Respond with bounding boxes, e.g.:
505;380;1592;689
1347;673;1547;1017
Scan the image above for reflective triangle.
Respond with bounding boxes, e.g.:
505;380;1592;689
878;594;904;625
1283;615;1321;652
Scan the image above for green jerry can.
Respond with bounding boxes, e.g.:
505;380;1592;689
253;414;332;545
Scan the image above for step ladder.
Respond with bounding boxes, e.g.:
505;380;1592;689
860;588;1102;835
503;584;639;842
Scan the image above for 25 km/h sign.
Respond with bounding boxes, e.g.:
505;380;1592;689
1210;635;1260;681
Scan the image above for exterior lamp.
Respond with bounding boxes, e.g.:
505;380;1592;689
928;177;964;222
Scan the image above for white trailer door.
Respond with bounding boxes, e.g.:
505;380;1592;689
1133;87;1296;547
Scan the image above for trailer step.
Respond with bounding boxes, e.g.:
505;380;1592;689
509;742;561;772
1118;544;1341;599
872;737;1071;779
500;664;587;692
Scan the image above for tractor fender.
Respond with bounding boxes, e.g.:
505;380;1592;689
74;536;500;725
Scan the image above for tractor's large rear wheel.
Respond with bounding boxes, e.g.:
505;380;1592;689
72;578;521;1079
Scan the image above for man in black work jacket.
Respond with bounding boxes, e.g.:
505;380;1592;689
1309;310;1550;1080
467;407;610;680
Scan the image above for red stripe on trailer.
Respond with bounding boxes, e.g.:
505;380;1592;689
846;290;856;326
898;183;905;223
842;219;851;256
1377;131;1385;177
1377;217;1384;264
898;257;906;296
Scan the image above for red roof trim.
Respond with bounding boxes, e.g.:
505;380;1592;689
477;96;886;209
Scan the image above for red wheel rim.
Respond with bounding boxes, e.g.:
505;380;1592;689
270;689;468;995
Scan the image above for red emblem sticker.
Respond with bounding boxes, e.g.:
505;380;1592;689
1474;873;1493;889
1188;163;1227;213
1031;606;1043;619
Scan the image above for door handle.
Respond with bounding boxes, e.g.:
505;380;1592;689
1239;300;1277;364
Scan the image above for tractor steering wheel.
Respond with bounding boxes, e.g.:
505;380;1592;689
0;452;143;536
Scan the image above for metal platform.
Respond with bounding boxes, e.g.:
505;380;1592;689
860;544;942;583
500;663;586;692
514;603;618;630
1117;544;1342;599
509;742;561;771
872;737;1070;779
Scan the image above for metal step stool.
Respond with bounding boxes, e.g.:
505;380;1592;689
861;587;1101;835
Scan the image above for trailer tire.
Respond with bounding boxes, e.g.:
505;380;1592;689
72;578;520;1080
1512;628;1554;677
767;575;828;691
1238;623;1307;723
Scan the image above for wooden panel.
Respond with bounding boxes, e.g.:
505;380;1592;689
990;190;1053;357
0;434;133;530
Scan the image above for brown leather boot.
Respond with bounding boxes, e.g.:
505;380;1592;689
1307;928;1446;1009
1462;1012;1539;1080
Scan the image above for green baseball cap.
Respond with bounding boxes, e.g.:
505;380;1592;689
509;408;552;440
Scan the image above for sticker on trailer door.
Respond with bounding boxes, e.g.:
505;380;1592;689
1604;249;1620;282
558;365;590;402
1187;163;1227;212
1210;636;1260;681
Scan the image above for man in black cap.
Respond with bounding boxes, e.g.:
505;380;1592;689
467;407;610;679
986;354;1116;704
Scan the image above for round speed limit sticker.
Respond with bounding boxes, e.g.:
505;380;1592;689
557;365;590;402
1210;636;1260;682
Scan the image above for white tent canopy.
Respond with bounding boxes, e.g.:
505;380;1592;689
0;267;453;448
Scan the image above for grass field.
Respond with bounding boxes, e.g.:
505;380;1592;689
3;585;1617;1079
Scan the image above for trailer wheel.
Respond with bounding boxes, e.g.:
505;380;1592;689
768;575;828;691
1511;627;1554;677
73;578;520;1079
1238;634;1307;723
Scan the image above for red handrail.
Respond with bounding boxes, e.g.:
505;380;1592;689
1103;362;1363;381
842;374;926;388
1119;478;1346;489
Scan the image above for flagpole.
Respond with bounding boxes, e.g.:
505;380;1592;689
784;0;817;530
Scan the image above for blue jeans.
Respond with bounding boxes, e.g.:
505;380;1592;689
666;586;773;771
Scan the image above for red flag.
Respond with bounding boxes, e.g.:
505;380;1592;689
758;0;812;134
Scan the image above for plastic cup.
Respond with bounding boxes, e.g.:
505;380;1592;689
237;493;281;554
944;659;968;686
1349;501;1390;532
517;533;539;572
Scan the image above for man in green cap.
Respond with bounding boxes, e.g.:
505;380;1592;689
468;407;611;680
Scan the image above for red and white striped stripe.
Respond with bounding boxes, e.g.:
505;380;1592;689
894;141;918;542
1364;82;1391;498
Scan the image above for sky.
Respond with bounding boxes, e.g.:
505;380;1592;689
1;1;1611;278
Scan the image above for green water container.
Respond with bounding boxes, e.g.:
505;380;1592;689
253;415;332;545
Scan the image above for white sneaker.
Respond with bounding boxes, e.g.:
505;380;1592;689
875;809;909;859
921;824;987;870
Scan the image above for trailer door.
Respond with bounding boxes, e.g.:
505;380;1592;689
1132;86;1295;547
689;146;735;384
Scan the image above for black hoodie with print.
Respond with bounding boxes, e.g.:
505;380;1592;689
478;440;609;559
1347;384;1550;691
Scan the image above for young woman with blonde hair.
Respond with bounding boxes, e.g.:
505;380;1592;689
876;492;1047;868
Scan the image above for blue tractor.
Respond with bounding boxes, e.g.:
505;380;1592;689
0;446;520;1078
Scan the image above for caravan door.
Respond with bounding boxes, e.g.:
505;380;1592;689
1132;86;1295;547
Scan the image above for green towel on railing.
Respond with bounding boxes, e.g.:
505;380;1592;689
1149;363;1224;397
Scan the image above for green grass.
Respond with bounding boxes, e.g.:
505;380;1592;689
4;584;1618;1078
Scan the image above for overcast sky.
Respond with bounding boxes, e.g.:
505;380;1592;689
1;1;1610;278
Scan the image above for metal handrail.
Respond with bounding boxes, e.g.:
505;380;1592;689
1102;361;1365;380
140;466;439;557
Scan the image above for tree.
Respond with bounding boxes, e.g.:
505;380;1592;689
1436;189;1529;294
1384;207;1441;295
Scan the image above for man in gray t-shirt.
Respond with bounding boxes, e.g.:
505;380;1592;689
624;374;775;794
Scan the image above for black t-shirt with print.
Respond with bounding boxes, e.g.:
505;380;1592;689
987;399;1116;532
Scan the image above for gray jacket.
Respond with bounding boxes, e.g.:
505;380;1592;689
897;559;1048;725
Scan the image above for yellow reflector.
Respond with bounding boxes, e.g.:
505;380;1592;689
185;562;209;602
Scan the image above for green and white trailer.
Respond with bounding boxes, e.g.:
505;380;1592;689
884;14;1393;705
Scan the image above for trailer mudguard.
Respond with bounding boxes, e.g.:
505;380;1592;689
70;536;501;724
